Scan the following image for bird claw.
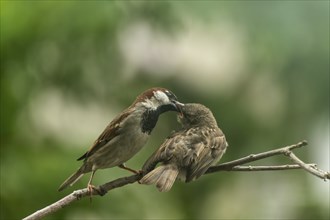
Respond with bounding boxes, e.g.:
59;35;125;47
87;184;98;202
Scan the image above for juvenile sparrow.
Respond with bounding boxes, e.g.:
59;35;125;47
58;87;183;191
140;103;228;192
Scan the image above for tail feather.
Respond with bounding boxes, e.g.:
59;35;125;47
140;164;179;192
58;167;85;191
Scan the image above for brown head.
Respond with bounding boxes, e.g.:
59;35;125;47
133;87;183;113
178;103;218;128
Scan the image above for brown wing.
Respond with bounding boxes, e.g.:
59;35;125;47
142;126;227;182
77;108;133;161
141;129;187;172
185;128;227;182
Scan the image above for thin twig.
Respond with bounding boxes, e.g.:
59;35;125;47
22;140;329;220
206;140;308;173
228;164;316;171
284;150;330;180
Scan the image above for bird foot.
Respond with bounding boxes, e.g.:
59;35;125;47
87;184;99;202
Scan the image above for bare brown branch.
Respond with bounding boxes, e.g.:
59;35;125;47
22;189;90;220
284;150;330;180
227;164;316;171
206;140;308;173
23;140;329;220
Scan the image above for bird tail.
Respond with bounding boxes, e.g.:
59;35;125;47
140;164;179;192
58;166;85;191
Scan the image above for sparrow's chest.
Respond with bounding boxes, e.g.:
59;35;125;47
140;109;160;134
119;113;150;146
90;115;150;168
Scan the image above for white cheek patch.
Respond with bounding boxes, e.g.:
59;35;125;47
154;91;170;104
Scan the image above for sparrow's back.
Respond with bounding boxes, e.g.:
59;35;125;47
140;103;228;192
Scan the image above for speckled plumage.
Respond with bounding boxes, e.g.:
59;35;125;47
140;103;228;192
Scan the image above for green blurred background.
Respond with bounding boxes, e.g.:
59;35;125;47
1;1;329;219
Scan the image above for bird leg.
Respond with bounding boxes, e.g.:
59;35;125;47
87;170;97;202
118;163;141;174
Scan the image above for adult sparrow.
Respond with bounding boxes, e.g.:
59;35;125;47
140;103;228;192
58;87;183;191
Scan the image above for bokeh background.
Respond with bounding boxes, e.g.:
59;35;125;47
1;1;329;219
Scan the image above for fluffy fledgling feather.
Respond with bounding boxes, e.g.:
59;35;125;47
140;103;228;192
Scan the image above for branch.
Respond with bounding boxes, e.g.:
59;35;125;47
285;150;330;180
22;189;90;220
206;140;308;173
22;175;141;220
205;140;330;180
23;140;330;220
226;164;316;171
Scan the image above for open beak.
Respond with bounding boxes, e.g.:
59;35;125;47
174;101;184;117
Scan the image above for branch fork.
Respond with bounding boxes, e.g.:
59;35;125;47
23;140;330;220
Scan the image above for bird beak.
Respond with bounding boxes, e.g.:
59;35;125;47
174;101;184;117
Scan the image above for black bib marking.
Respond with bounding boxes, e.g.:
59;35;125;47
141;104;177;134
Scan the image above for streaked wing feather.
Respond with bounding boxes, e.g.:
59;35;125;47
77;108;133;161
142;130;184;172
186;133;227;182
